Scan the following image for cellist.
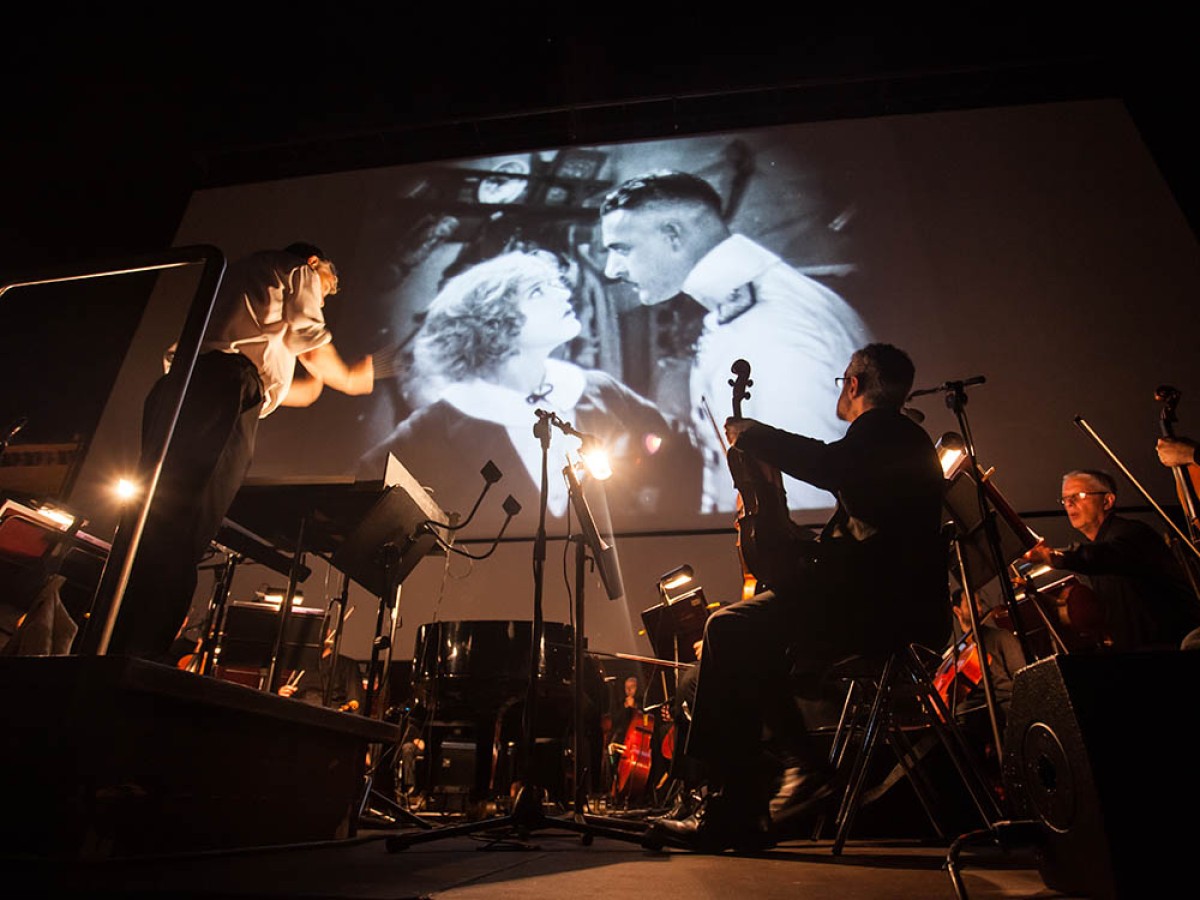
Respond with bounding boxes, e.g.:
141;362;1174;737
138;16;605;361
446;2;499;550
646;343;950;853
1023;469;1200;652
937;588;1027;724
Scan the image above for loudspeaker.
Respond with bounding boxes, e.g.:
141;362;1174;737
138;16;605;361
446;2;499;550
1002;652;1200;900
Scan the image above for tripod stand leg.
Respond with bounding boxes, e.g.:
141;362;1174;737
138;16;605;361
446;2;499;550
358;740;434;830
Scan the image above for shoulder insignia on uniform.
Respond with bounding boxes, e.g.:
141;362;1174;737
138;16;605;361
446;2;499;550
715;282;757;325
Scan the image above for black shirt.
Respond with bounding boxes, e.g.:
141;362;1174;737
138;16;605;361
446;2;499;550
737;406;950;648
1059;513;1200;651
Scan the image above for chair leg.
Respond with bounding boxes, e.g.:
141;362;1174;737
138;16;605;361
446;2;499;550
831;654;897;855
881;727;947;841
900;645;1003;829
811;676;865;840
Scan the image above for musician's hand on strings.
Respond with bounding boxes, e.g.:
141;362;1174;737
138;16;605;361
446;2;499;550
1157;436;1197;467
724;417;760;447
1022;540;1059;568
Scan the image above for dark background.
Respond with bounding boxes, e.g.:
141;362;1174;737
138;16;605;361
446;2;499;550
2;9;1196;444
4;12;1196;265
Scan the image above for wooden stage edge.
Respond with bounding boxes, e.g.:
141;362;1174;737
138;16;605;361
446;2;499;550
0;654;400;861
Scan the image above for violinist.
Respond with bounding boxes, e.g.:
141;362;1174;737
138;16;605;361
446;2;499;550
1023;469;1200;652
648;343;950;852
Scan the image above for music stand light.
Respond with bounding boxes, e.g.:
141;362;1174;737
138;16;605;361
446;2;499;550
936;431;968;478
656;564;695;602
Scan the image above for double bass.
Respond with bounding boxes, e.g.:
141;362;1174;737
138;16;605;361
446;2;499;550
725;360;817;591
1157;385;1200;541
1155;385;1200;595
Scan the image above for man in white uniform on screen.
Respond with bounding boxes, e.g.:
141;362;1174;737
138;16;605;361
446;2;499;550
600;170;869;513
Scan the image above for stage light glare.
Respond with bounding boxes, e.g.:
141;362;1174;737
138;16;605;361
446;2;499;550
643;432;663;455
258;587;305;607
114;478;139;502
37;504;76;530
581;444;612;481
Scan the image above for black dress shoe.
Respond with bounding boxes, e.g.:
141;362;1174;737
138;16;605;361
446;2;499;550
769;765;835;827
646;789;703;824
644;793;775;853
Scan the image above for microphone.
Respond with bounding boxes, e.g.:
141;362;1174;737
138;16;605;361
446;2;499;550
536;409;602;446
907;376;986;401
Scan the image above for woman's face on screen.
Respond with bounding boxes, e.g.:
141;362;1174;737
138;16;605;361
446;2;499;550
515;272;581;352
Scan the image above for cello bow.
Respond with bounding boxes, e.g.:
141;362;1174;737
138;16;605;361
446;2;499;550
1072;416;1200;566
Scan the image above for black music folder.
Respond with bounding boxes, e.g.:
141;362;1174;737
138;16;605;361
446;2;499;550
640;587;715;664
225;455;449;599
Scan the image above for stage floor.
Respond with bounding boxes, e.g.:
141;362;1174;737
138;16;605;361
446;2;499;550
7;821;1073;900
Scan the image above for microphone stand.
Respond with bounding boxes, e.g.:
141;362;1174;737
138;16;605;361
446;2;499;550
937;382;1048;897
943;382;1034;672
386;411;643;851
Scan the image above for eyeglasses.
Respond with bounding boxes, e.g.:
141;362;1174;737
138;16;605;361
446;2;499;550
1058;491;1107;506
835;376;851;387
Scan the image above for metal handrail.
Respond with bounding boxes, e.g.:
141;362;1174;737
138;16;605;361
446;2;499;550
1;245;226;654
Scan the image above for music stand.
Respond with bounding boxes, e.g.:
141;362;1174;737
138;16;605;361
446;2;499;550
330;464;449;831
332;483;445;717
641;587;710;666
926;383;1051;895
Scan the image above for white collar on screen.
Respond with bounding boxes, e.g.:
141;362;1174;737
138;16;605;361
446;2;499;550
440;359;587;427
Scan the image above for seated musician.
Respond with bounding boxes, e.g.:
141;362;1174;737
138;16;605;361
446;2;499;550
648;343;950;852
940;587;1027;721
1023;469;1200;653
276;653;366;711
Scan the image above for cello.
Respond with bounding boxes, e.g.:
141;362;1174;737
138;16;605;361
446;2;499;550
725;359;818;590
607;673;658;805
611;711;656;803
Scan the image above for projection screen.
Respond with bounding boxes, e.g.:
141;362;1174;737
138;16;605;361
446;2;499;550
63;97;1200;658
